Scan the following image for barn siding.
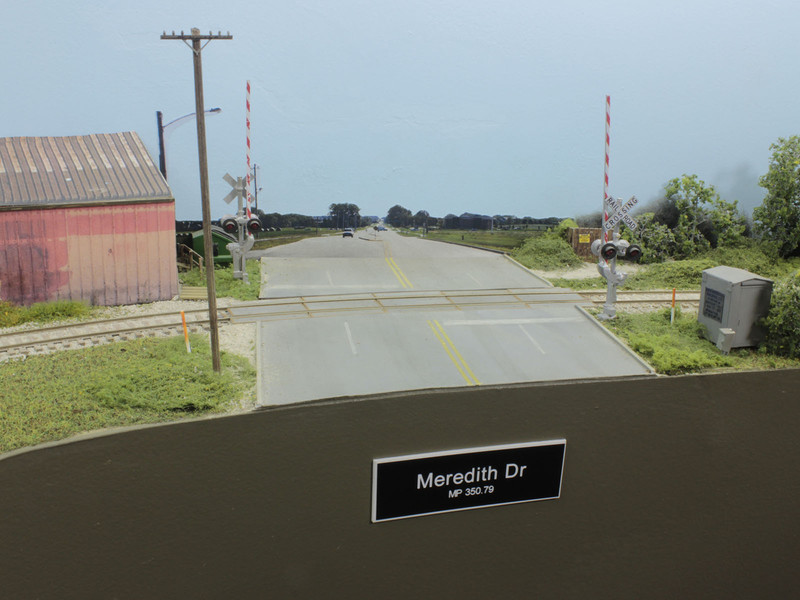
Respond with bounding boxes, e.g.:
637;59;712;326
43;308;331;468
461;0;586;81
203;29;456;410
0;203;177;306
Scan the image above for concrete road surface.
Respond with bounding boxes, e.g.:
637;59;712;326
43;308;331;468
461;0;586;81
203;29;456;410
247;230;653;405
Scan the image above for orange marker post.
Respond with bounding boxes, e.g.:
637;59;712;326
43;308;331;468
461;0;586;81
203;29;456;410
670;288;677;325
181;310;192;353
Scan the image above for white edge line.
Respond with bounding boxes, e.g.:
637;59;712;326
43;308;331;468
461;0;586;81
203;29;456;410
575;305;657;374
344;321;358;355
503;254;554;287
518;324;546;354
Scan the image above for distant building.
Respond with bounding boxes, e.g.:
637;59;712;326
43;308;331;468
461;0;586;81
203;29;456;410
0;132;178;306
458;213;493;230
443;214;459;229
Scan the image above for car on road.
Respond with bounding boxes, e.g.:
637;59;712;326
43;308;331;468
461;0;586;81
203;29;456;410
342;228;354;238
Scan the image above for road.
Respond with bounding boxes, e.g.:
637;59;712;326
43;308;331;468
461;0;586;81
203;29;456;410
236;230;653;405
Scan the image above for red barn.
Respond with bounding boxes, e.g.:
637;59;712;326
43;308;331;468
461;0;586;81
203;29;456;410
0;132;178;306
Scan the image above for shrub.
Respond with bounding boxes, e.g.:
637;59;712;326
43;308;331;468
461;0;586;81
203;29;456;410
512;234;583;271
0;301;25;328
761;273;800;358
553;218;579;242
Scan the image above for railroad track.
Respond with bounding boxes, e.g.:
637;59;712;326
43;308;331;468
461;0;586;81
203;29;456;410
0;308;229;362
580;289;701;305
0;288;700;361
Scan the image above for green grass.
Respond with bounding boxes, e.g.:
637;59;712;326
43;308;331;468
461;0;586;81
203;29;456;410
550;248;800;291
0;335;256;455
600;308;800;375
402;229;538;251
0;300;95;329
252;228;324;250
180;259;262;301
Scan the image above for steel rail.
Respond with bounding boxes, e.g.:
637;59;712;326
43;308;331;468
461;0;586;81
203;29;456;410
0;289;701;360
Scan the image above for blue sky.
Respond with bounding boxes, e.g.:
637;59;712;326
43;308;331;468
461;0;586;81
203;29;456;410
5;0;797;220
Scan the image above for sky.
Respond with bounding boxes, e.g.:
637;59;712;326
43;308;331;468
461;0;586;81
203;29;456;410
4;0;799;221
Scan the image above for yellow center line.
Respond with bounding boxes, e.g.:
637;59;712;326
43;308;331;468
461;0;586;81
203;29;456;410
385;257;408;288
383;243;413;289
389;257;413;288
427;320;481;386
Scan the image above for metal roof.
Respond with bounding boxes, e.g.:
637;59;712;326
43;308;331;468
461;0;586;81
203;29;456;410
0;132;172;209
703;265;772;285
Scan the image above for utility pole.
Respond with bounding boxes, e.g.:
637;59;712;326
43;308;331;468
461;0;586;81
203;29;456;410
161;28;232;372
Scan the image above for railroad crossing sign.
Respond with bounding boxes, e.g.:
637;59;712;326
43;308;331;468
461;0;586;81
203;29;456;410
222;173;246;205
605;196;638;231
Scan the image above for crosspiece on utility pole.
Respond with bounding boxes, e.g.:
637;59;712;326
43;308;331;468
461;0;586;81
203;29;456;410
161;30;233;41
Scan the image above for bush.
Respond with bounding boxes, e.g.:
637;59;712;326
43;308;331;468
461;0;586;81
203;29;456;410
761;273;800;358
553;218;579;242
511;234;583;271
0;301;25;328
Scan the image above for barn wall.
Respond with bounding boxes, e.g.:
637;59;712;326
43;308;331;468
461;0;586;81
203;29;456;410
0;202;177;306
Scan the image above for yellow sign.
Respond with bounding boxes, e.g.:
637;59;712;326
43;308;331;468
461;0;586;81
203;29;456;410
579;234;591;243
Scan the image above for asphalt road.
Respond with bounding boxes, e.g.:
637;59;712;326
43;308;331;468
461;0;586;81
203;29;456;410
249;230;653;405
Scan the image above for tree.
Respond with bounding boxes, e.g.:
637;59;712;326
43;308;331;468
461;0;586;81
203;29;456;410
754;136;800;257
386;205;412;227
663;175;745;258
329;203;361;229
622;213;677;263
413;210;430;228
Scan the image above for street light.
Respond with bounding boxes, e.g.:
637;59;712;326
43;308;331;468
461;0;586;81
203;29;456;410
156;107;222;180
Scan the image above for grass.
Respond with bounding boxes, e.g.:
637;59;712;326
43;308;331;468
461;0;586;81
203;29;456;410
0;300;96;329
401;229;539;251
600;308;800;375
252;227;324;250
0;335;256;455
180;259;262;301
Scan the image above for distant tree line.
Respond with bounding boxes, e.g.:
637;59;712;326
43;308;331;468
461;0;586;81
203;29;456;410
385;204;561;230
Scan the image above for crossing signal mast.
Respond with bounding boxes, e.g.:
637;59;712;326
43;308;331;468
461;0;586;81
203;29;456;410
220;80;262;284
595;96;642;320
221;173;261;284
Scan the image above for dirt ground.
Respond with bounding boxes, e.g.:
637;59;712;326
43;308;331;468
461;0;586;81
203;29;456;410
531;261;643;281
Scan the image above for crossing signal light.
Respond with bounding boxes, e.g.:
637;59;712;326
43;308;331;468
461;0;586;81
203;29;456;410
221;216;238;234
625;244;642;261
600;242;617;261
246;217;262;234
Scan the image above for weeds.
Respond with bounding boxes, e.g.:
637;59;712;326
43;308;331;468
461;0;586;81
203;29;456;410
601;307;800;375
0;335;256;454
180;260;262;301
0;300;93;329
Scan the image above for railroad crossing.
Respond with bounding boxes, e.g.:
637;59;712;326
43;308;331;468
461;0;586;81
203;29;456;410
246;231;655;405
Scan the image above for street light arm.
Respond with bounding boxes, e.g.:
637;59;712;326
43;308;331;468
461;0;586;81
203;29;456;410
163;107;221;130
157;107;222;180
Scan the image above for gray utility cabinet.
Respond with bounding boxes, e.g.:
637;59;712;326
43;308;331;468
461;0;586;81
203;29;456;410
698;266;773;353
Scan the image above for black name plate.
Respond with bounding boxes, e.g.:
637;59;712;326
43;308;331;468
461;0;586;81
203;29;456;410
372;440;566;522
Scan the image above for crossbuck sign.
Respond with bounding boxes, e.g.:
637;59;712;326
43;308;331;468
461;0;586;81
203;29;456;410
605;196;638;231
